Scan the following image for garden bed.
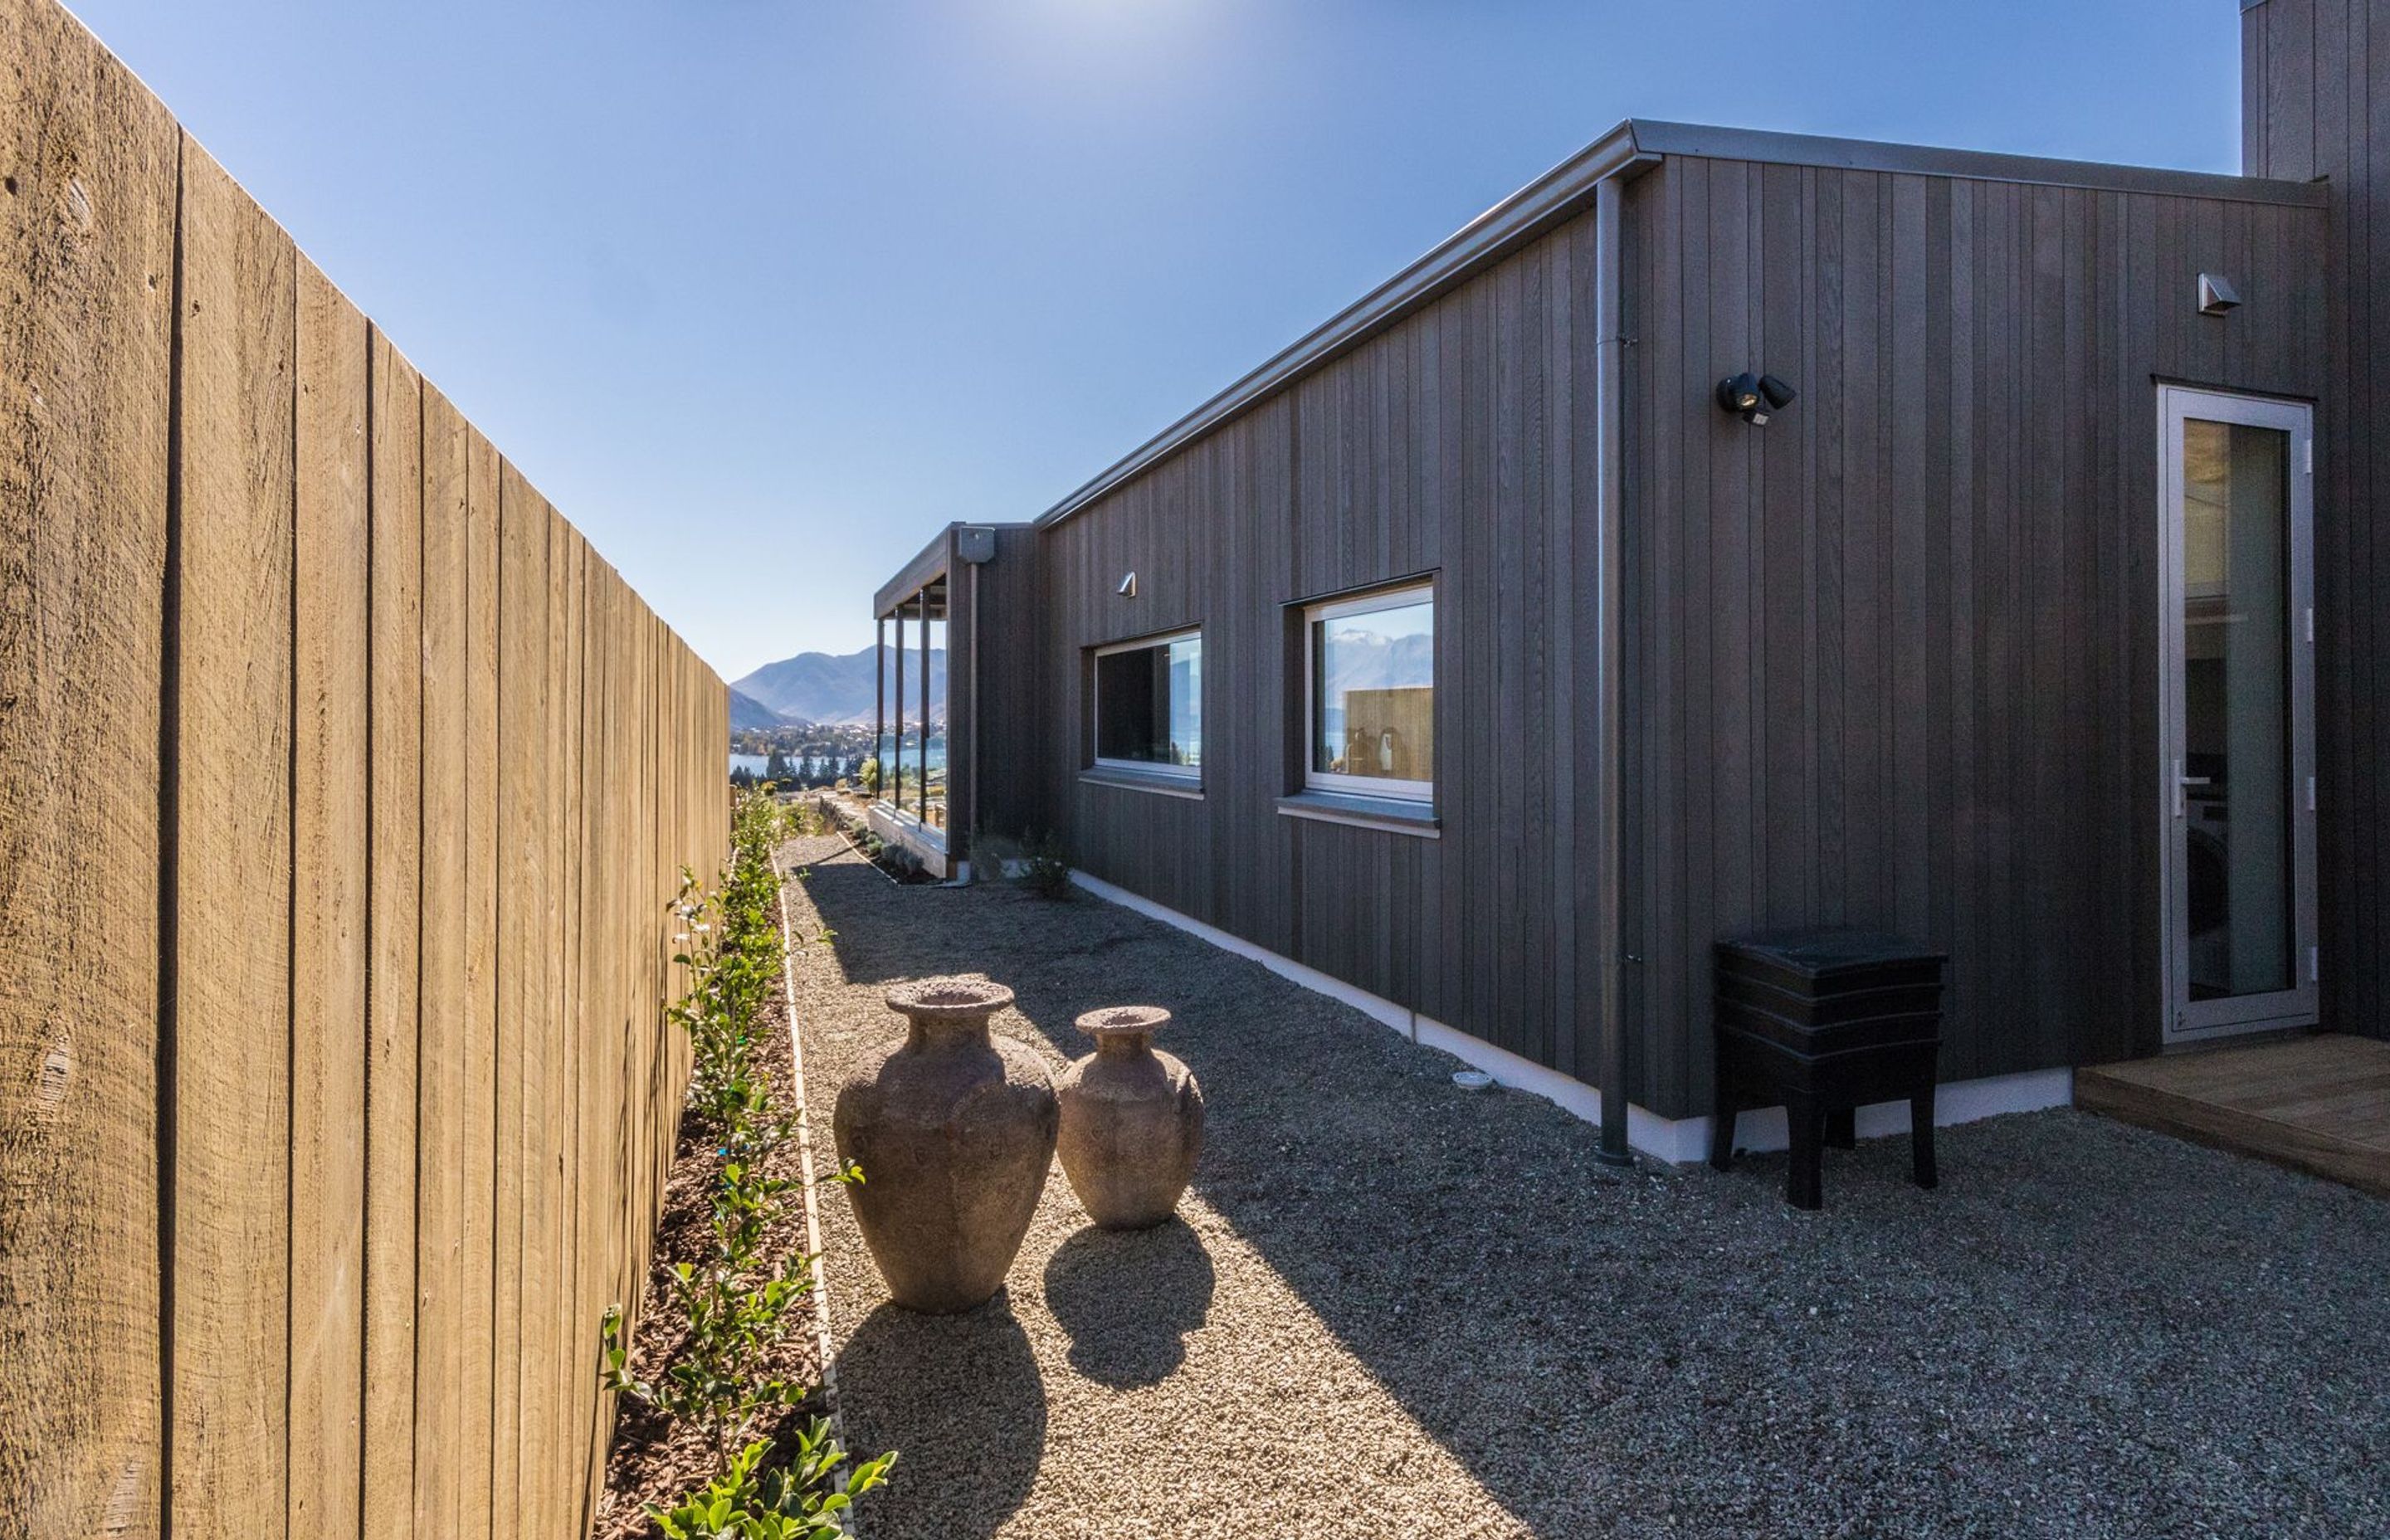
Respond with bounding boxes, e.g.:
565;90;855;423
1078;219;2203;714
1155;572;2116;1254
588;880;824;1540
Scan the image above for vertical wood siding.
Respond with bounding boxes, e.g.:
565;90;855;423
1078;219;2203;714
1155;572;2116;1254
1624;157;2324;1114
2245;0;2389;1044
0;1;729;1533
1036;216;1603;1080
1023;154;2324;1120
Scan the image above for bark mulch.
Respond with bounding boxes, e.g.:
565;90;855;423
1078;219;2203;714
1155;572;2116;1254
588;870;825;1540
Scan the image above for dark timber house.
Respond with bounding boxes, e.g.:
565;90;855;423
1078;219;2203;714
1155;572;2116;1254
870;1;2385;1161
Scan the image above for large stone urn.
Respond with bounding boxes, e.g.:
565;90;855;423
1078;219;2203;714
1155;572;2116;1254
832;977;1058;1313
1056;1006;1205;1230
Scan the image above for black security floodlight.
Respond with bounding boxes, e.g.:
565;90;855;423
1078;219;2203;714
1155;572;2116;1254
1716;370;1796;425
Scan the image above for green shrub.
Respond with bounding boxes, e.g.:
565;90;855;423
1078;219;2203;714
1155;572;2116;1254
611;786;890;1509
1017;828;1072;900
856;756;880;794
648;1430;895;1540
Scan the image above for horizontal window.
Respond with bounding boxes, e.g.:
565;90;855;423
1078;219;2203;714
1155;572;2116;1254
1307;584;1433;802
1094;629;1202;778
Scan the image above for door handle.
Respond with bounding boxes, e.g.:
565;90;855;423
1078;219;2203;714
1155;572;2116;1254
2174;758;2212;817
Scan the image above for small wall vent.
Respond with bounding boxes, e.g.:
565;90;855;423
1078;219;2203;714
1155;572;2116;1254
1117;571;1138;597
2197;273;2241;316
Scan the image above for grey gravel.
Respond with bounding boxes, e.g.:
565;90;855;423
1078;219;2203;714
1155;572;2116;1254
778;838;2390;1539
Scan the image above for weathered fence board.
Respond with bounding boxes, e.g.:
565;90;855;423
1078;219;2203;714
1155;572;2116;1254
0;3;729;1535
170;131;297;1536
290;254;370;1540
0;0;178;1528
417;380;471;1536
494;459;545;1533
461;426;504;1540
363;327;424;1540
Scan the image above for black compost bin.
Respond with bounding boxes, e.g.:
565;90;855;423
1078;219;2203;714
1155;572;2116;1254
1711;929;1947;1210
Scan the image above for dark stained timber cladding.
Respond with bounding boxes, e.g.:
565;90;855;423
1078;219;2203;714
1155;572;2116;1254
1013;145;2326;1122
1036;210;1600;1078
2246;0;2386;1043
1627;157;2325;1114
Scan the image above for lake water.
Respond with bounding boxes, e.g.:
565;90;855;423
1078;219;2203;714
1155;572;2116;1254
729;753;871;779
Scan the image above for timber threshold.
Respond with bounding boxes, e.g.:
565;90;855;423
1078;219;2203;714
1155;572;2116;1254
2076;1035;2390;1198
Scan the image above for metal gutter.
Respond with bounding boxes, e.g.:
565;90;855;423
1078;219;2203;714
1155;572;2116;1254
1627;119;2328;207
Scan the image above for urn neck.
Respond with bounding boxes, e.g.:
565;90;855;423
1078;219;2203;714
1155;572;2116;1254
1093;1031;1154;1060
904;1014;995;1053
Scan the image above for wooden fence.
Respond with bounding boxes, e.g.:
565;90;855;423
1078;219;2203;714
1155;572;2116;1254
0;1;729;1533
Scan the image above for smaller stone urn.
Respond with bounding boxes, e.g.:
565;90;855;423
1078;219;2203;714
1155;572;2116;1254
832;977;1058;1313
1056;1006;1205;1230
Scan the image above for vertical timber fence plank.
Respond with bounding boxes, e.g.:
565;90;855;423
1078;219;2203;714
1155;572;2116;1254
492;458;545;1534
544;514;586;1535
529;500;566;1535
290;255;368;1540
0;0;176;1528
567;535;595;1533
460;427;502;1540
170;135;296;1540
363;329;423;1540
416;381;470;1536
575;559;616;1532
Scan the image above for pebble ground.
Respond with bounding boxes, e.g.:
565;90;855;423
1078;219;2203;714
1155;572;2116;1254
778;836;2390;1540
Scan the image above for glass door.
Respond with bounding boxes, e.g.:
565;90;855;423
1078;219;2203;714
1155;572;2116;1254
2159;387;2316;1043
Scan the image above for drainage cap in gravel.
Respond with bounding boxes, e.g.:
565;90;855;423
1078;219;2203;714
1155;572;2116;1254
1451;1070;1495;1090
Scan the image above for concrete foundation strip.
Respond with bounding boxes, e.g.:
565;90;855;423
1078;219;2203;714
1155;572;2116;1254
778;855;866;1538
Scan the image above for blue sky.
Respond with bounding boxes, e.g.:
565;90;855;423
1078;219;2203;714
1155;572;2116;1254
72;0;2248;678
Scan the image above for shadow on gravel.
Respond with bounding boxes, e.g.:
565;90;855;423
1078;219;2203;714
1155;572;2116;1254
833;1292;1047;1540
1041;1218;1215;1387
797;855;2390;1538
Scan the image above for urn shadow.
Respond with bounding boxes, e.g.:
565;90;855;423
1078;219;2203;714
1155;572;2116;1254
832;1292;1047;1540
1041;1217;1216;1389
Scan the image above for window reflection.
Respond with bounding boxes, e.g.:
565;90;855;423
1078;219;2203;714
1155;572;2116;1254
2181;420;2292;999
871;579;949;841
923;591;948;831
1094;631;1202;772
1310;589;1434;797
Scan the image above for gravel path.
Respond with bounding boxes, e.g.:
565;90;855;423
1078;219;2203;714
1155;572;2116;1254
778;838;2390;1539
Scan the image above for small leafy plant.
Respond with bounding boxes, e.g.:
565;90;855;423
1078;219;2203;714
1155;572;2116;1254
1016;828;1072;900
609;785;893;1526
648;1430;895;1540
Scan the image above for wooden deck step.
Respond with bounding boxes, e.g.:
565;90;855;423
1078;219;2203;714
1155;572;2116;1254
2076;1034;2390;1198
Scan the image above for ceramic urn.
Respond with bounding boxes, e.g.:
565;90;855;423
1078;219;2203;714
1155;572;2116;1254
832;977;1058;1312
1056;1006;1205;1230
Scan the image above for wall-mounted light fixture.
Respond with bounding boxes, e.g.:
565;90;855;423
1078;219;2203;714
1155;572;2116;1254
2197;273;2240;316
1117;571;1138;597
1716;371;1797;426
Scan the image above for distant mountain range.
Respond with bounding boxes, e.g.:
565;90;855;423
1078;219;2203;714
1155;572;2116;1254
733;644;946;727
729;688;790;730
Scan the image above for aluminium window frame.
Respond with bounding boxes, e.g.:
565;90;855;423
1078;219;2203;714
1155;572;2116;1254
1090;626;1205;782
1302;580;1437;804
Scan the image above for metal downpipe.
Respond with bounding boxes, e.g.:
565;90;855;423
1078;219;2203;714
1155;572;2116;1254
1593;170;1634;1168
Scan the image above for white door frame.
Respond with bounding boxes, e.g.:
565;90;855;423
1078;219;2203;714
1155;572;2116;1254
2156;386;2318;1045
